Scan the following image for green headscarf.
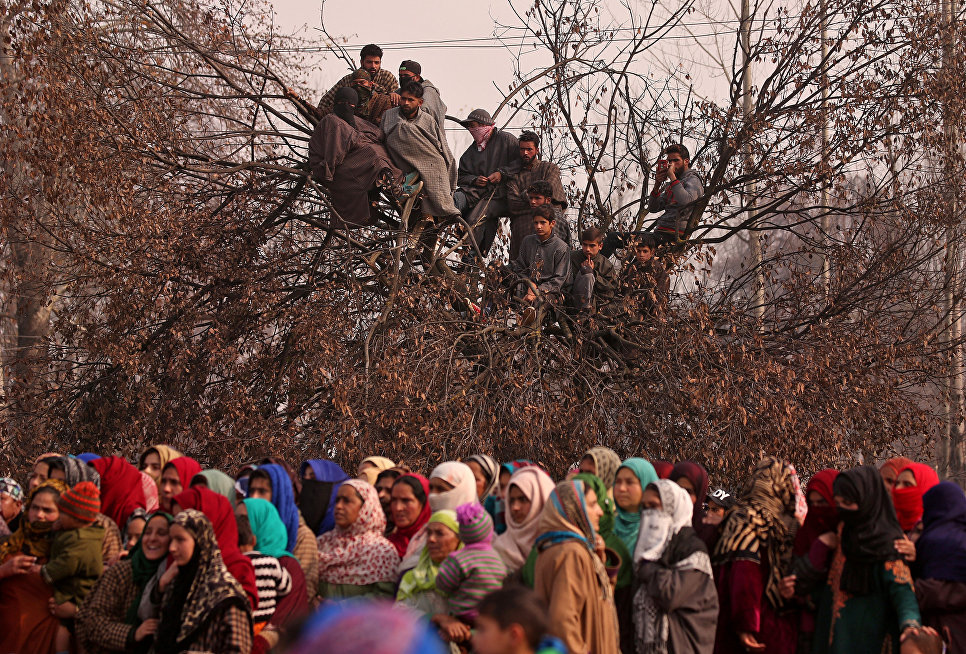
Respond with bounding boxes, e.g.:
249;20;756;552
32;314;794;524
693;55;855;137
194;469;238;507
612;458;659;553
396;510;460;603
572;472;632;589
125;512;174;625
243;498;293;559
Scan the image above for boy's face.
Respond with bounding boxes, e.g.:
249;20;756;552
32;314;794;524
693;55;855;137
55;512;85;531
581;240;602;258
472;615;522;654
635;245;653;263
527;193;550;208
533;215;554;240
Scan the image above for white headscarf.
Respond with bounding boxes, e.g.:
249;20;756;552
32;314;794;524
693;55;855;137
428;462;477;512
634;479;694;563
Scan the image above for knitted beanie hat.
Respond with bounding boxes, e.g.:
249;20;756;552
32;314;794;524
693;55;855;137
58;481;100;525
456;502;493;545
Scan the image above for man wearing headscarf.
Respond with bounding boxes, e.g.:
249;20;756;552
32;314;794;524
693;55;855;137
453;109;522;257
309;86;407;229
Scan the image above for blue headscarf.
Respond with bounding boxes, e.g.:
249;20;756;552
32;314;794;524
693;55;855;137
258;463;300;552
298;459;349;535
76;453;101;463
916;481;966;583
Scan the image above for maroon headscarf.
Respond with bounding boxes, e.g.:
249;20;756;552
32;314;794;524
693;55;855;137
386;473;431;557
652;460;674;479
793;469;839;556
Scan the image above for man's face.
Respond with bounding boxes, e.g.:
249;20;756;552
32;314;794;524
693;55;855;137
375;477;394;512
533;214;554;240
361;55;381;76
399;71;419;86
248;477;273;502
667;152;687;176
519;141;538;165
635;245;653;264
528;192;550;208
581;240;602;258
399;92;423;118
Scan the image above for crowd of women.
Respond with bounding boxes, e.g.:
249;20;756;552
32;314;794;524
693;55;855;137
0;445;963;654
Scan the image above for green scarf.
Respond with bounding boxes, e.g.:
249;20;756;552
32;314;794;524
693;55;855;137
612;458;659;554
396;510;460;602
243;498;294;559
196;470;238;507
572;473;632;589
125;512;174;625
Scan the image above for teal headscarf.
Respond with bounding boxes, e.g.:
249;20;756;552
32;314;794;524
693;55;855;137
243;498;294;559
613;458;659;553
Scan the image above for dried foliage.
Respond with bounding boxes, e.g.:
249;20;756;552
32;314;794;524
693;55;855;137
1;0;964;485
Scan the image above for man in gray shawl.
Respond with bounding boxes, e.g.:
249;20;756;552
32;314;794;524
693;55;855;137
381;82;458;219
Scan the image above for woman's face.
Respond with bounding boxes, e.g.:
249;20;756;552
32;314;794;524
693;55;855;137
27;490;60;523
141;516;172;561
160;466;183;505
895;470;917;490
303;467;316;480
613;467;644;512
28;462;50;491
584;488;603;531
169;524;195;565
880;466;898;492
642;487;663;511
428;477;454;495
498;471;511;499
578;455;596;476
142;451;163;482
466;461;488;500
507;484;532;524
247;476;273;502
675;477;697;504
391;481;423;530
333;485;364;529
808;490;829;507
426;522;460;564
125;517;147;552
834;495;859;511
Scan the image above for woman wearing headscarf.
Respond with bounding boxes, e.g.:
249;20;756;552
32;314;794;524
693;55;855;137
171;487;259;610
90;456;148;529
239;498;308;652
77;512;173;653
138;445;183;486
0;479;69;654
670;461;718;547
190;469;238;506
488;459;537;535
159;456;202;511
152;509;253;653
140;473;159;514
892;462;940;536
53;455;125;568
652;460;675;480
428;462;479;512
579;446;622;489
396;509;462;615
712;457;801;654
878;456;914;493
316;479;400;599
247;463;319;590
464;454;500;503
493;466;556;574
357;456;395;485
633;480;717;654
915;482;966;652
533;479;619;654
813;465;921;654
299;459;349;535
28;453;66;490
613;458;660;554
388;473;432;569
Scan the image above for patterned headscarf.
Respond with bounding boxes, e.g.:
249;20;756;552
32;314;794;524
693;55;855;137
57;456;101;488
584;447;622;489
317;479;401;585
464;455;500;499
140;472;160;513
154;509;250;653
0;477;24;503
713;457;800;610
535;479;611;599
0;479;70;562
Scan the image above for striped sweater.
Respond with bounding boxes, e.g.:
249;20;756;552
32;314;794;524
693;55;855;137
435;546;507;620
245;551;293;624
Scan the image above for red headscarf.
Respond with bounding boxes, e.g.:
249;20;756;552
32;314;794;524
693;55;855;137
386;473;431;557
166;456;203;488
652;460;674;479
172;486;258;610
89;456;147;528
879;457;914;483
892;463;940;532
793;469;839;555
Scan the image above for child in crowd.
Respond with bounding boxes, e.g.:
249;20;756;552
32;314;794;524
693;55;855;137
34;481;105;654
237;511;292;635
435;502;507;642
473;586;567;654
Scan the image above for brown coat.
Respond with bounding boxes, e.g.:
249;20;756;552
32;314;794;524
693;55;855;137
534;541;620;654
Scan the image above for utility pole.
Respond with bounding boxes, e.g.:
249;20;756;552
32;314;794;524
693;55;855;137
741;0;765;321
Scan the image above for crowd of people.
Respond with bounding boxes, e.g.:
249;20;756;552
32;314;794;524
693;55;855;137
307;44;681;326
0;445;963;654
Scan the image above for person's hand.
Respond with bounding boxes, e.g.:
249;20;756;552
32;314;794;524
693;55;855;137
779;575;797;600
737;632;766;652
818;531;839;549
49;599;77;618
29;563;42;575
486;171;502;184
899;625;922;654
0;555;36;578
667;165;678;182
159;562;179;592
474;176;488;187
654;165;668;185
389;92;401;106
895;537;916;562
135;618;160;642
594;535;607;563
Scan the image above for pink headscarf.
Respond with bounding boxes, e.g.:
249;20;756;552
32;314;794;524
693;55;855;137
141;471;160;513
492;467;556;572
469;124;495;151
